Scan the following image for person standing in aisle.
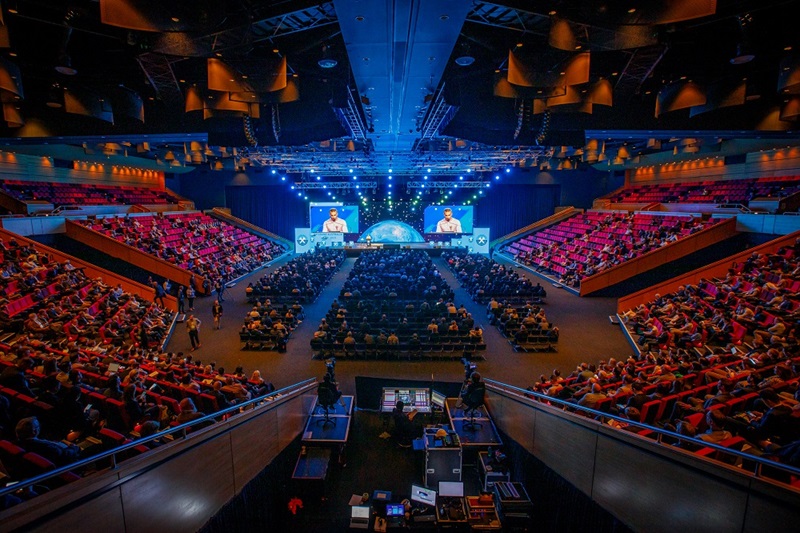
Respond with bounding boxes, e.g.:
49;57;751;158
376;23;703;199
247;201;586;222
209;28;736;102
177;286;186;314
187;285;196;311
186;315;201;351
212;300;223;330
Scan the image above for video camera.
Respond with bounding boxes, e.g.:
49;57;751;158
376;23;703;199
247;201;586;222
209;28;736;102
461;357;477;381
325;357;336;381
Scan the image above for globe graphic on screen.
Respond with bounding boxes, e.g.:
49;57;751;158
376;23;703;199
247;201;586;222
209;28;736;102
357;220;425;243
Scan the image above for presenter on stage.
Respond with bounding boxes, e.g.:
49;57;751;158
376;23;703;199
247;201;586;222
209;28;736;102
322;207;348;233
436;208;462;233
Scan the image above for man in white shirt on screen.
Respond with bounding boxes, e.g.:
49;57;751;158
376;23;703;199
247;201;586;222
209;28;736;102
322;208;348;233
436;208;462;233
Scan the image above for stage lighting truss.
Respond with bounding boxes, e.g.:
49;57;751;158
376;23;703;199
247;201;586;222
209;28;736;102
292;181;378;190
406;181;489;192
240;144;551;176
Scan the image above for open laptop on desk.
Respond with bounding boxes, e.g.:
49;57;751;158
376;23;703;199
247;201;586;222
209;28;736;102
410;484;437;522
349;505;370;529
385;503;404;526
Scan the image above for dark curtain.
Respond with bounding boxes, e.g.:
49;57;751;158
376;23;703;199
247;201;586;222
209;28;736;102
226;185;307;239
475;184;560;239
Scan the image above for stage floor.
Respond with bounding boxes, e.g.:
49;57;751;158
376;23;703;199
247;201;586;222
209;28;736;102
302;395;354;444
445;398;503;447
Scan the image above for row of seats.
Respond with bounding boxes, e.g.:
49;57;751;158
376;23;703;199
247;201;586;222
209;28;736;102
605;175;800;205
503;211;720;287
77;212;285;283
0;179;182;207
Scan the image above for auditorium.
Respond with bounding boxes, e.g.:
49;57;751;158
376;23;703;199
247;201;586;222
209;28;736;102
0;1;799;532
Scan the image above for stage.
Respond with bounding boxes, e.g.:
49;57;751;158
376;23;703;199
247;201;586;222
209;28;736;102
344;244;468;257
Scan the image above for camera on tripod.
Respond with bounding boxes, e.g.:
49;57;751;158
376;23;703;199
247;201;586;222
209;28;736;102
325;357;336;381
461;357;477;381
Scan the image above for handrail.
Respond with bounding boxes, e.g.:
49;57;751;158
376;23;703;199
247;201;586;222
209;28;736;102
0;377;317;499
483;378;800;484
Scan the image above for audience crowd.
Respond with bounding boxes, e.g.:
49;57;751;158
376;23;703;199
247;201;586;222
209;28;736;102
442;251;557;351
240;249;345;351
0;179;183;207
606;175;800;205
77;212;285;285
504;211;720;287
310;249;485;359
528;241;800;473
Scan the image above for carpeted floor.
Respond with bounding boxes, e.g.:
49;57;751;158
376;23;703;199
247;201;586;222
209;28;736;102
165;252;634;397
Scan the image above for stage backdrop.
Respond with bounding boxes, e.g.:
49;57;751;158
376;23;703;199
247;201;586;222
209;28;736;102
227;185;308;239
475;184;560;238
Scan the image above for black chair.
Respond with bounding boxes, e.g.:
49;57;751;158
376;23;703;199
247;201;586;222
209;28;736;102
316;385;337;427
462;385;486;431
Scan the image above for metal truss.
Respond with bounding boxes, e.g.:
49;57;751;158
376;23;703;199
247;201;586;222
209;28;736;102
615;44;669;94
415;83;459;145
135;53;183;107
407;181;489;189
333;88;368;143
292;181;377;190
242;143;551;176
153;2;338;56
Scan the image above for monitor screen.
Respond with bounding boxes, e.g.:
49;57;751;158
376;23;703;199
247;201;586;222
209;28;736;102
423;205;474;234
386;504;404;517
309;204;359;233
431;390;446;408
410;485;437;507
351;505;370;519
438;481;464;498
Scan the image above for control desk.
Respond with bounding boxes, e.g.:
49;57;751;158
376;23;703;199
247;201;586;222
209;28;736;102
381;387;431;413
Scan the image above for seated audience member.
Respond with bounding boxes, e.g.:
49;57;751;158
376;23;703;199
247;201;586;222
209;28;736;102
15;417;81;466
698;409;733;444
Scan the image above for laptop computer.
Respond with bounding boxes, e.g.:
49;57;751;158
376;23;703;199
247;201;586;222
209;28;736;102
349;505;370;529
386;503;404;525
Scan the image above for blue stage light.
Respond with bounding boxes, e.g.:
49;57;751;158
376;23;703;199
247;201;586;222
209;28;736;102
505;168;511;173
281;176;286;181
316;176;321;180
271;169;276;174
494;175;499;180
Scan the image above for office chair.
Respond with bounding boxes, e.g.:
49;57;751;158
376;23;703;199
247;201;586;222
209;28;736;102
316;385;337;427
462;385;486;431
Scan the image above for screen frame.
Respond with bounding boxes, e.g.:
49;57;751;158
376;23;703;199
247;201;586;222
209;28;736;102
309;203;359;233
410;484;437;507
423;205;474;234
438;481;464;498
431;390;446;408
386;504;404;516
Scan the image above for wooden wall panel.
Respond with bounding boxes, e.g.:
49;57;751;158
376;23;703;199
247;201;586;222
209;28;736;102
231;410;278;494
580;217;737;295
617;231;800;313
744;478;800;532
121;436;236;533
593;434;748;533
31;487;125;533
532;411;598;495
277;393;315;450
488;392;535;452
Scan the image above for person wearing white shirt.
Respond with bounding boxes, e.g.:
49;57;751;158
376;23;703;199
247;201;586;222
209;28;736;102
322;208;348;233
436;208;462;233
